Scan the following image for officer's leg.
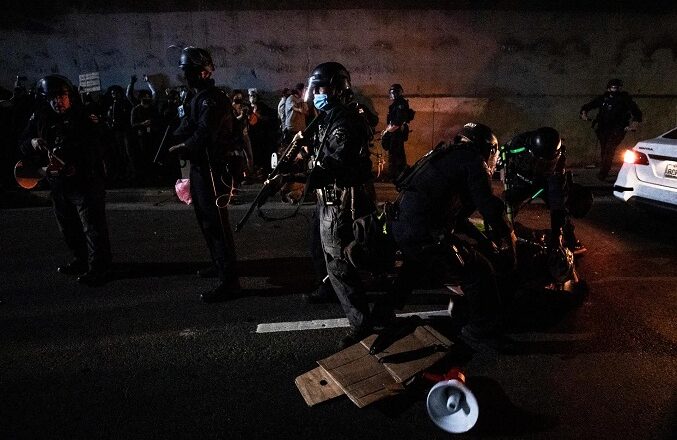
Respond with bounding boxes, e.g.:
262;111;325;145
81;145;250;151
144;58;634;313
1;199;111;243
608;132;626;175
305;203;336;302
320;204;370;331
597;131;615;180
190;165;238;286
75;188;112;273
389;138;406;180
52;186;88;268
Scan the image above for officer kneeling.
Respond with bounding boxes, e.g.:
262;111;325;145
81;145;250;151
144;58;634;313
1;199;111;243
388;123;516;348
500;127;587;255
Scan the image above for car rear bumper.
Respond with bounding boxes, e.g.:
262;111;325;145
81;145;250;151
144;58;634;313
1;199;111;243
613;164;677;208
625;196;677;213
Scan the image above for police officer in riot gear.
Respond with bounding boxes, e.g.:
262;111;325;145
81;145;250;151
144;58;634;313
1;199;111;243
305;88;379;305
169;47;240;303
20;74;111;285
580;79;642;181
500;127;586;254
388;123;515;348
381;83;411;180
303;62;376;347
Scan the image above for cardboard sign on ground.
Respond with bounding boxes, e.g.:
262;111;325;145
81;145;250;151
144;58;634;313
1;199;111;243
295;325;451;408
361;325;451;383
294;366;345;407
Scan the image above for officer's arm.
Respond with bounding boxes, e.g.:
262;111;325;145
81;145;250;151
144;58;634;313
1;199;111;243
182;98;228;156
629;97;643;122
580;96;602;114
466;157;512;239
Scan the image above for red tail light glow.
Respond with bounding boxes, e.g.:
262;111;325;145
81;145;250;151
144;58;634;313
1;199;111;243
623;149;649;165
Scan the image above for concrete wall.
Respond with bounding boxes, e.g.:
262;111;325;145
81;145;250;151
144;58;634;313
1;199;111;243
1;9;676;164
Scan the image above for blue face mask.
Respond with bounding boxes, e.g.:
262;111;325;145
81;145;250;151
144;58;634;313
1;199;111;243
313;93;329;111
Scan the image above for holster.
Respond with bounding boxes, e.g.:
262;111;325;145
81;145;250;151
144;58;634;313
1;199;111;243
316;184;344;207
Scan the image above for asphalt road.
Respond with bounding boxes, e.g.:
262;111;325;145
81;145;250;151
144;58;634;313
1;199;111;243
0;194;675;440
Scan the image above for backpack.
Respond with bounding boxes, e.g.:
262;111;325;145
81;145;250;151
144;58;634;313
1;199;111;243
407;107;416;122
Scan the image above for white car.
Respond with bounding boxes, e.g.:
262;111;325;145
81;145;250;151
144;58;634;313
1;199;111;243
613;127;677;211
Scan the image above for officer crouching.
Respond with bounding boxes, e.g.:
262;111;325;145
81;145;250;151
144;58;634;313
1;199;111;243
388;123;516;350
20;75;111;285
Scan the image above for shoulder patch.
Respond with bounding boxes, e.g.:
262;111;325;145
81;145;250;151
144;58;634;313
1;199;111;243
202;98;216;108
331;127;348;144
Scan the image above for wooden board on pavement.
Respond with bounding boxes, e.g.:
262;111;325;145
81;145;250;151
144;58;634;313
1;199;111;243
295;366;345;407
360;325;452;383
316;337;403;408
313;325;450;407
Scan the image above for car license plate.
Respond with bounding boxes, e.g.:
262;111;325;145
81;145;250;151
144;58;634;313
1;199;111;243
665;163;677;179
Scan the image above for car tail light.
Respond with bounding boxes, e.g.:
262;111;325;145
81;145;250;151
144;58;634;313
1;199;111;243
623;149;649;165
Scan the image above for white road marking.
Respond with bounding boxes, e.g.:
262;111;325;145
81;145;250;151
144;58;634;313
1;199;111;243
255;309;450;333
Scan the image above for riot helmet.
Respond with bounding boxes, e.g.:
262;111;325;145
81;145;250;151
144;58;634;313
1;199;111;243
179;46;215;72
606;78;623;90
36;75;76;114
454;122;499;173
303;62;351;103
525;127;562;176
389;83;403;99
529;127;561;161
36;75;74;99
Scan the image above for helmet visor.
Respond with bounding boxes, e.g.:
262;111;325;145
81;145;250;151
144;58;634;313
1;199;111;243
486;149;499;175
304;77;324;102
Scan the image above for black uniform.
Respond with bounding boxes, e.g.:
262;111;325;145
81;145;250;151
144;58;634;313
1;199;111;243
20;103;111;274
310;103;374;330
580;91;642;179
390;142;512;338
382;95;410;180
501;131;576;246
307;100;378;303
173;80;238;285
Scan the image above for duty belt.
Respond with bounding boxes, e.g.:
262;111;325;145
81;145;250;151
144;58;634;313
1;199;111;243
316;184;345;207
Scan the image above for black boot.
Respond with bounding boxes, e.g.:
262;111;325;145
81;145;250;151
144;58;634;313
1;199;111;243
201;279;242;303
303;282;338;304
77;269;109;287
57;259;88;276
338;326;374;350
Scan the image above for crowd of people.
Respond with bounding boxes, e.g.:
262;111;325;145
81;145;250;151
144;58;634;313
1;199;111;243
4;45;641;351
0;73;339;193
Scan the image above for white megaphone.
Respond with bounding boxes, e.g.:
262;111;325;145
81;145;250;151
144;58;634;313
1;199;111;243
424;368;479;434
